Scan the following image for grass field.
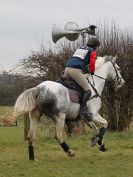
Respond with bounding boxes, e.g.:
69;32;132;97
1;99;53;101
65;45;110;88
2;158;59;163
0;107;133;177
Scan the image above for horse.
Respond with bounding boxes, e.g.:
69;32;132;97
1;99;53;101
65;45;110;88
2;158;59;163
13;55;124;160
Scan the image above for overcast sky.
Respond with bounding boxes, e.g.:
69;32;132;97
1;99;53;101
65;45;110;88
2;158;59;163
0;0;132;71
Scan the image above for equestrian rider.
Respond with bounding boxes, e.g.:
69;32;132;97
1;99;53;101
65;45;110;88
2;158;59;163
64;37;100;117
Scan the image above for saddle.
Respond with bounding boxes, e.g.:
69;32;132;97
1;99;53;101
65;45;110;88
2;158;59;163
56;77;84;103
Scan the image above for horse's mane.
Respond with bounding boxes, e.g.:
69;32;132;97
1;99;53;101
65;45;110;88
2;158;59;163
95;56;107;69
84;56;107;78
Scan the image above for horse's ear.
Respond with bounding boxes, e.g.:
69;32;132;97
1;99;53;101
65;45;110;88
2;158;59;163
112;55;118;62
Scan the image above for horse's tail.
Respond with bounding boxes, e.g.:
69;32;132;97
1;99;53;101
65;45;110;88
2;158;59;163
2;87;39;126
14;87;39;117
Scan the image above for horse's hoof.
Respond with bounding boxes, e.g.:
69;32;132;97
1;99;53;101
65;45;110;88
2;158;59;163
99;144;107;152
68;149;75;157
90;136;99;147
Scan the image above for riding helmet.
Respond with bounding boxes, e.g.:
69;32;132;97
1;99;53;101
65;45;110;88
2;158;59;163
87;37;100;47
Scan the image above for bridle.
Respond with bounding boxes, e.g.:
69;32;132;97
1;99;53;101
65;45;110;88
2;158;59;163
93;60;122;86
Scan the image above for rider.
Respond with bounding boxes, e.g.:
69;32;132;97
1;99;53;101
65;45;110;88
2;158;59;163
64;37;100;118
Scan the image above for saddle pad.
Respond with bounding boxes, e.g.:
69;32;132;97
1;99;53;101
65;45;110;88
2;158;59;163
68;89;80;103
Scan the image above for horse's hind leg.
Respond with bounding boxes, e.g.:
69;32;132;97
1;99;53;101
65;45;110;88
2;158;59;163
28;107;42;160
54;112;75;157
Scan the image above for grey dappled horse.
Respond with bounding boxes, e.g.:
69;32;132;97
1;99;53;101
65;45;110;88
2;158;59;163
13;55;124;160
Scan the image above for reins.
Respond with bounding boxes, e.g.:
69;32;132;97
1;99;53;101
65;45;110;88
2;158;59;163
93;74;106;80
87;78;101;100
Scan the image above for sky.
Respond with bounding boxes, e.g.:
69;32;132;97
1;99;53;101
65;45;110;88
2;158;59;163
0;0;132;72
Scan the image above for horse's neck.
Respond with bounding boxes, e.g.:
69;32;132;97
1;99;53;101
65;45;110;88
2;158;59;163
91;62;111;95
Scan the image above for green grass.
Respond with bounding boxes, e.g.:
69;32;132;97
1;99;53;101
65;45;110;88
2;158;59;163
0;119;133;177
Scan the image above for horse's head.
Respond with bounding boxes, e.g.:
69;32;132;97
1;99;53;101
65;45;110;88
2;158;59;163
106;55;125;89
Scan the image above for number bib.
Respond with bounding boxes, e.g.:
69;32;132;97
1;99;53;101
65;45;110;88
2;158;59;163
73;49;88;59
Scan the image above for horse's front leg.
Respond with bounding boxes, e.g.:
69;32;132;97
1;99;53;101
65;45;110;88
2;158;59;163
27;108;41;160
54;112;75;157
91;113;108;151
85;121;99;136
85;120;100;147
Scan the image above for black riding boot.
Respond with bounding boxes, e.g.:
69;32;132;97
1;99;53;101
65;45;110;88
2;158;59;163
80;90;91;118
